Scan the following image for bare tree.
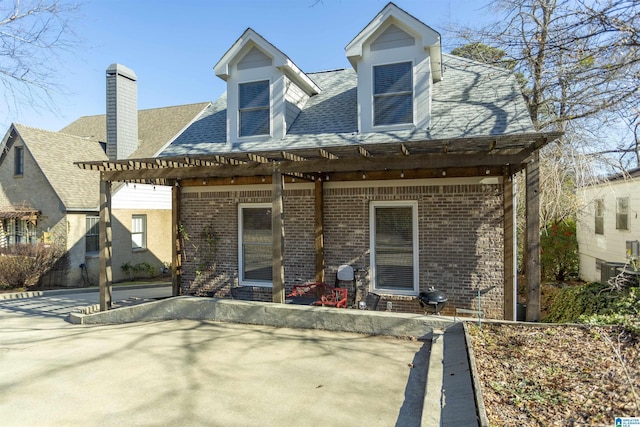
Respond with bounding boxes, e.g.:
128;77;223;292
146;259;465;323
0;0;80;117
456;0;639;132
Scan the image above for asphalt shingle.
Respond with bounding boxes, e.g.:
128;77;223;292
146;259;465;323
162;54;535;157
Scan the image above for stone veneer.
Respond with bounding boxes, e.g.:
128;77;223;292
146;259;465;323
179;180;505;319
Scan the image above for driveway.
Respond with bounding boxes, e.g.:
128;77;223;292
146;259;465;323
0;284;172;318
0;289;430;426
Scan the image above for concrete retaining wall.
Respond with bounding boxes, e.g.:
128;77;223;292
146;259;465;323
69;296;454;338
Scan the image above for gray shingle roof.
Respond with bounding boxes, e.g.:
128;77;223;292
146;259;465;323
162;54;535;157
13;125;107;210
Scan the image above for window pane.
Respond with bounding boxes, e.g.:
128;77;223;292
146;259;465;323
15;147;24;175
374;94;412;125
239;81;269;109
242;208;272;281
86;217;100;253
132;215;146;249
375;207;414;290
240;109;270;136
374;62;412;94
595;200;604;235
616;198;629;230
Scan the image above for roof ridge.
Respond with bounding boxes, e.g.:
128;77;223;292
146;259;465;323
68;101;212;121
308;68;349;75
14;123;101;142
443;53;512;75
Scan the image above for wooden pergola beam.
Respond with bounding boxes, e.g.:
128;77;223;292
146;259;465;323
525;152;541;321
99;179;113;311
100;152;535;183
314;179;324;283
503;172;515;321
272;166;285;304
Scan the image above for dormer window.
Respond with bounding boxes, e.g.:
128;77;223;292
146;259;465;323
373;62;413;126
239;80;270;137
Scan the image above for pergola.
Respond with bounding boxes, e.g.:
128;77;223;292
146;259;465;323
77;130;562;321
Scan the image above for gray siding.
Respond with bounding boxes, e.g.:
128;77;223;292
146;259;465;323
106;64;138;161
371;24;415;51
237;47;272;70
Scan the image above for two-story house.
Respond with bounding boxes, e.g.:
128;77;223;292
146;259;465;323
79;3;561;319
577;167;640;283
0;64;210;286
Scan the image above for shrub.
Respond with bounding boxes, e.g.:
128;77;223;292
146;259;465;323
541;220;579;282
544;282;640;333
0;243;66;289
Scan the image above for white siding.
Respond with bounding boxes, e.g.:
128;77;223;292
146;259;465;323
112;183;172;210
576;178;640;282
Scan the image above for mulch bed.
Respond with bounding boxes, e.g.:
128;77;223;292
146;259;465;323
467;323;639;426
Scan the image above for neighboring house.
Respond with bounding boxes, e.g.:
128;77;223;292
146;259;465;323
0;64;210;286
577;167;640;283
79;3;561;319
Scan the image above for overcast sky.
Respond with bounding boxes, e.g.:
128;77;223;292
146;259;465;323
1;0;492;131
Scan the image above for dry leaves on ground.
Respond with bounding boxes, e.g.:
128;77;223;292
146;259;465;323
467;323;639;426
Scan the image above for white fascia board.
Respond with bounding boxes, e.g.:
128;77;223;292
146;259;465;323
345;3;442;76
277;59;321;96
214;28;318;95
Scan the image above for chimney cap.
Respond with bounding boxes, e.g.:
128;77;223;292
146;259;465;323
106;63;137;81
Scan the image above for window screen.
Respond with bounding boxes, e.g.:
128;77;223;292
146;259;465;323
373;206;415;291
241;207;272;282
373;62;413;126
86;216;100;253
132;215;147;249
239;80;270;136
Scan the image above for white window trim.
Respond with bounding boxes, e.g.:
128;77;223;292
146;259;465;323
238;202;272;287
237;79;272;140
131;214;147;250
369;200;419;295
371;60;415;131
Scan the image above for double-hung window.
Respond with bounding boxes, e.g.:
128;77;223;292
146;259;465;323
132;215;147;249
616;197;629;230
86;216;100;253
373;62;413;126
239;80;270;137
239;204;272;285
15;146;24;176
370;201;419;294
594;199;604;235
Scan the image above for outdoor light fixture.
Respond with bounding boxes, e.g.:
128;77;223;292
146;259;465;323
261;176;266;183
441;169;446;176
231;177;235;184
485;169;490;175
400;171;405;178
202;179;207;185
362;172;366;179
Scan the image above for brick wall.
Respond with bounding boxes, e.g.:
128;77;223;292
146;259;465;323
179;181;505;319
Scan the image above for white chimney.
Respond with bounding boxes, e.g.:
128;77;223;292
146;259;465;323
106;64;138;161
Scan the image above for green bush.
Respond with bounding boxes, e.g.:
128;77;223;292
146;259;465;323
541;220;579;282
544;282;640;333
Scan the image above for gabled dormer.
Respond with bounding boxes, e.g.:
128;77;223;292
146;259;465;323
214;28;321;144
345;2;442;134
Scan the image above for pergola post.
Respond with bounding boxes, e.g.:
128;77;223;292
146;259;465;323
314;179;325;283
171;183;182;297
525;153;541;321
503;172;516;321
272;166;285;303
99;178;113;311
